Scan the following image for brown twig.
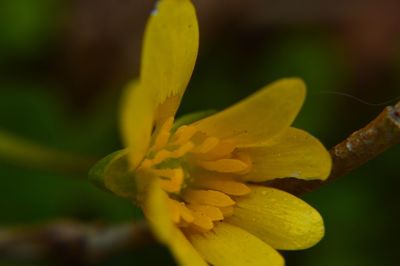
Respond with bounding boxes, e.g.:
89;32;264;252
0;220;153;265
266;100;400;195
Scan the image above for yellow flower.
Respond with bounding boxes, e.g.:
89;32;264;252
119;0;332;265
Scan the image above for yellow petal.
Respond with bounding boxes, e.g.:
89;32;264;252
227;185;324;250
143;181;173;243
194;78;306;147
242;127;332;182
141;0;199;125
144;183;206;266
188;223;284;266
169;227;208;266
120;81;154;168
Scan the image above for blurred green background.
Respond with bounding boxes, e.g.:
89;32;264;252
1;0;399;265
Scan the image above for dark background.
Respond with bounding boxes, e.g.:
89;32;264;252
1;0;399;265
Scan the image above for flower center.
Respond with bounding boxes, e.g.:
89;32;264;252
139;117;252;232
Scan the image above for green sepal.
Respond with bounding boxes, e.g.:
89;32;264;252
89;149;137;199
172;109;216;131
89;110;216;199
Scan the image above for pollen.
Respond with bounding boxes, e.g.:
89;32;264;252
139;117;252;232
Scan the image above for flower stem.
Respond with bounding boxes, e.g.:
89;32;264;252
0;131;97;176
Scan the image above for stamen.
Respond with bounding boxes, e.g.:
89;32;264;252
196;158;249;173
191;211;214;231
159;179;180;193
139;159;152;169
171;142;195;157
195;140;236;160
150;142;195;165
151;117;174;151
152;168;181;178
168;199;181;223
188;204;223;221
172;125;198;145
154;168;184;193
219;206;234;217
182;189;235;207
194;178;251;196
139;116;253;232
234;150;252;175
190;137;219;154
178;202;194;223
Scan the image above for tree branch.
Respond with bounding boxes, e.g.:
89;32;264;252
266;100;400;195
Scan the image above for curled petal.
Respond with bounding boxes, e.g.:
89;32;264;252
144;183;206;266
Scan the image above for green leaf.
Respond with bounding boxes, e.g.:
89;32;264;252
89;149;137;199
